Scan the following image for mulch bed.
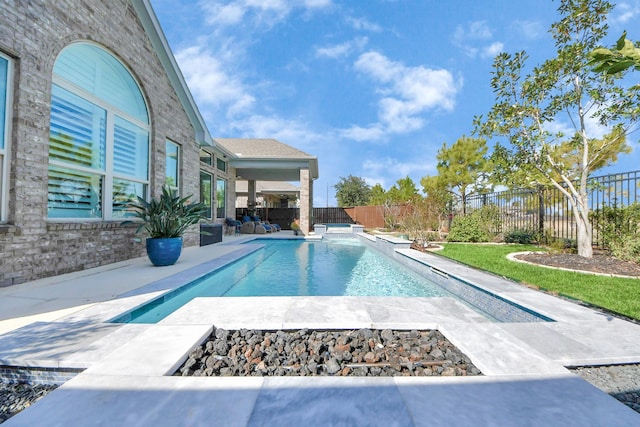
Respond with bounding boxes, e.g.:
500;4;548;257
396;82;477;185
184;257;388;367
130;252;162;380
515;252;640;278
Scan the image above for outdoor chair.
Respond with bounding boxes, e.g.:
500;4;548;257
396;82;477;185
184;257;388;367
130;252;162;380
264;221;280;231
240;221;255;234
225;218;241;235
249;215;273;233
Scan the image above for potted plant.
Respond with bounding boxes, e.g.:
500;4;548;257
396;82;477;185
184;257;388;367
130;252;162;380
124;186;208;266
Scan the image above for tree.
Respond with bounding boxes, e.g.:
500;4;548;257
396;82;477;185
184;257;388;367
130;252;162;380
421;135;489;214
401;197;439;247
368;183;388;206
421;174;457;232
334;175;371;207
589;31;640;74
387;176;420;204
474;0;639;258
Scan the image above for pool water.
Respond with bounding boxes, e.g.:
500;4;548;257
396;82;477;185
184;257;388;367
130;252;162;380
118;238;454;323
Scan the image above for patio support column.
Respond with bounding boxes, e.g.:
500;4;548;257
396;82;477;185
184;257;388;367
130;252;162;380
300;168;312;235
228;175;236;219
248;180;257;212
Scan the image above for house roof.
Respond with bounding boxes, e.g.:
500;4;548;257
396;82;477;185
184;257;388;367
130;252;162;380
215;138;319;181
215;138;313;158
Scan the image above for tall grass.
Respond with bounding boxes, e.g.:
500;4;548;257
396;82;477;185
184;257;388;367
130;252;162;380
437;244;640;321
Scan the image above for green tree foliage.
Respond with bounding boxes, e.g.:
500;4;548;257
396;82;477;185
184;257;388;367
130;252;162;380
387;176;420;204
474;0;639;258
421;135;489;214
334;175;371;207
591;202;640;263
589;31;640;74
447;206;501;243
368;183;388;206
420;174;455;232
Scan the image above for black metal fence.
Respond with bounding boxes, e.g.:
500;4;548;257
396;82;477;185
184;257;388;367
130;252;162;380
462;170;640;247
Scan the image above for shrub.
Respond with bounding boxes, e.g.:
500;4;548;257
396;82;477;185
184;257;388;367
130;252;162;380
448;214;490;242
591;202;640;264
548;238;577;253
504;229;539;244
448;205;502;243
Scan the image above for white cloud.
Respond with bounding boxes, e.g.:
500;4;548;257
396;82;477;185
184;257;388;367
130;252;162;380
340;124;386;142
482;41;504;58
612;2;640;24
453;20;503;59
453;21;492;45
359;156;436;190
351;51;458;137
363;157;432;178
346;16;383;32
228;114;325;148
201;0;332;29
303;0;333;8
512;20;545;40
175;45;255;118
203;2;247;26
315;37;368;59
362;176;387;188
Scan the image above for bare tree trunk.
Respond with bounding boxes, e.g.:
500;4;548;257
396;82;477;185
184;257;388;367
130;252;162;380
570;191;593;258
575;210;593;257
575;79;593;258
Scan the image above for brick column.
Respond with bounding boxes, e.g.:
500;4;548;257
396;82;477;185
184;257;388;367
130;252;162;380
299;168;312;235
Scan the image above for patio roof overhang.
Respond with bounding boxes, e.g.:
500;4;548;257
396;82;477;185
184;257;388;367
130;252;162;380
233;158;319;182
215;138;319;182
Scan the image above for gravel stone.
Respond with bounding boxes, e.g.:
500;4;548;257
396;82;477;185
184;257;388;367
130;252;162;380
174;327;481;378
1;383;57;424
571;364;640;413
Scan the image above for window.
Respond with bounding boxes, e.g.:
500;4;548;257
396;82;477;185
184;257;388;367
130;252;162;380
200;171;212;219
200;149;212;166
165;140;180;193
216;178;226;219
0;53;12;222
48;43;149;219
216;157;227;172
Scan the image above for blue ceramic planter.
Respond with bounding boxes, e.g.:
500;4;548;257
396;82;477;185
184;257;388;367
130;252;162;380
146;237;183;266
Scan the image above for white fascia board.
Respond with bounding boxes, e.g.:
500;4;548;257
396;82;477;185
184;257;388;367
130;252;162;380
132;0;213;147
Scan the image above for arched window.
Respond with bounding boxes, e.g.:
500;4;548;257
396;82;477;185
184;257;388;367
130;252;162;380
48;42;149;219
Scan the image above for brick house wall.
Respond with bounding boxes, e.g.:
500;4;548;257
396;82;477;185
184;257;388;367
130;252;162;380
0;0;202;285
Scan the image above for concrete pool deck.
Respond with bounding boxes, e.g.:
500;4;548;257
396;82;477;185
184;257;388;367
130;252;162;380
1;232;639;426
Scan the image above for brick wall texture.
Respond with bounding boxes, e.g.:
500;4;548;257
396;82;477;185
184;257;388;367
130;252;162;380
0;0;202;286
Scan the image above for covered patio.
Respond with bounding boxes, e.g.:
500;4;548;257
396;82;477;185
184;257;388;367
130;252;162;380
215;138;319;235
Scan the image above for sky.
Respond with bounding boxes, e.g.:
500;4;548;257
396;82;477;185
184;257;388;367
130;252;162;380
150;0;640;206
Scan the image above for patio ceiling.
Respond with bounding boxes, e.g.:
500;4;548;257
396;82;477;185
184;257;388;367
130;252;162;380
214;138;319;182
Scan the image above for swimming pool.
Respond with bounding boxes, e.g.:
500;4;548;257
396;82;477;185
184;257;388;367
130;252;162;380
115;238;456;323
113;237;552;324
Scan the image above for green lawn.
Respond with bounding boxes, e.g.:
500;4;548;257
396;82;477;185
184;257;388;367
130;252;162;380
436;243;640;321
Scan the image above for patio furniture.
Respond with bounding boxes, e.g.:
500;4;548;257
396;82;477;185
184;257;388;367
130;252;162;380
225;218;241;235
249;215;273;233
200;223;223;246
